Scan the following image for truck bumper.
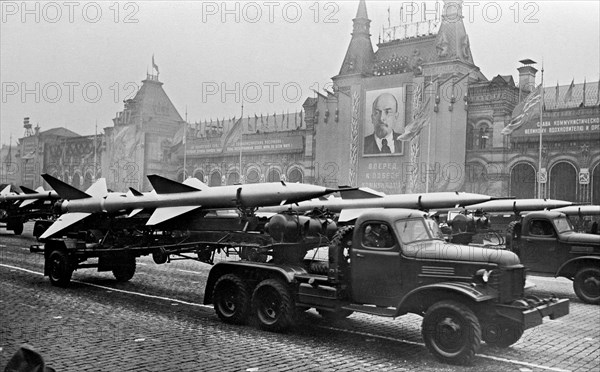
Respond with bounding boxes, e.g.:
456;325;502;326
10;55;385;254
495;297;570;330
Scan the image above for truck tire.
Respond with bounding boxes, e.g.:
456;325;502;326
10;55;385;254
47;250;73;287
112;256;136;282
252;279;295;332
317;309;354;321
422;300;481;365
213;274;251;325
573;267;600;304
11;220;23;236
505;221;521;255
482;318;524;348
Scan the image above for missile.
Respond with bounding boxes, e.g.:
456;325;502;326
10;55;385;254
0;185;59;207
464;198;573;213
552;205;600;216
259;187;496;222
39;174;341;238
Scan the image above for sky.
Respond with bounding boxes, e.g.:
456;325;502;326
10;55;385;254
1;0;599;144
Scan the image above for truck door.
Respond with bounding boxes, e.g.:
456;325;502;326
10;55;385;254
351;222;402;307
520;219;560;272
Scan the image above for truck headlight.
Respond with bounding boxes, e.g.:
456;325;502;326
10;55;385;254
474;269;491;284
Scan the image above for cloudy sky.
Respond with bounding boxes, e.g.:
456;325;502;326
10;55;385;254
1;1;599;143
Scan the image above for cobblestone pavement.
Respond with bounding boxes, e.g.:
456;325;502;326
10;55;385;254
1;225;599;371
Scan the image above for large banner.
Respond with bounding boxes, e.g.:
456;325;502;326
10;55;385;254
362;87;406;157
512;113;600;139
186;135;304;157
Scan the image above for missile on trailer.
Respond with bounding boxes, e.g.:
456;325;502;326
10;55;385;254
260;187;496;222
39;174;341;238
0;185;59;207
464;198;573;213
552;205;600;216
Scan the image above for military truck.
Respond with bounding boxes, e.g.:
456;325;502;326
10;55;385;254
506;210;600;304
205;209;568;365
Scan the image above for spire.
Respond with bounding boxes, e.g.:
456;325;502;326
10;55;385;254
434;0;474;64
337;0;374;77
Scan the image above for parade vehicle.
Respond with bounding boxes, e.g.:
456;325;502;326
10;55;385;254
203;209;569;365
0;185;57;235
505;209;600;304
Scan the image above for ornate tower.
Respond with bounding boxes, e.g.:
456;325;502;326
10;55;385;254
336;0;375;77
434;0;474;64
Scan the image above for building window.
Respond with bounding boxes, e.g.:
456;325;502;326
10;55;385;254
246;169;260;184
466;125;474;150
267;168;281;182
478;126;489;149
288;168;303;183
193;171;204;182
227;172;240;185
209;171;222;186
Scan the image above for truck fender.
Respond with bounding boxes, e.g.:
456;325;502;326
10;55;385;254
555;256;600;279
397;282;495;314
203;261;306;305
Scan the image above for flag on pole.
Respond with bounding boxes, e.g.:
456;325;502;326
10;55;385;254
554;81;559;108
152;54;159;74
502;84;542;135
581;79;586;107
564;78;575;103
221;117;243;152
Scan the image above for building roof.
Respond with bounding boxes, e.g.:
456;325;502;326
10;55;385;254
543;81;599;109
39;127;80;137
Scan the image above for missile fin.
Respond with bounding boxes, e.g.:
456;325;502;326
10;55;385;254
128;208;144;217
338;208;382;223
19;199;37;208
146;205;202;225
19;186;36;194
183;177;209;190
85;178;108;198
339;187;385;200
128;187;144;196
41;174;91;200
1;185;12;195
147;175;200;194
39;212;91;239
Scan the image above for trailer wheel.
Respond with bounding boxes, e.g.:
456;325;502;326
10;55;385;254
213;274;251;325
482;318;524;348
47;250;73;287
573;267;600;304
422;300;481;365
317;309;354;321
112;256;136;282
252;279;295;332
11;220;24;236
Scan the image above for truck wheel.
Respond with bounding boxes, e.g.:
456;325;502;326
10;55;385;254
482;319;524;348
47;250;73;287
112;256;136;282
12;220;24;236
213;274;250;325
505;221;521;255
573;267;600;304
252;279;295;332
317;309;354;321
422;300;481;365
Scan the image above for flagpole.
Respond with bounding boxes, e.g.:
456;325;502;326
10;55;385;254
183;106;187;180
93;120;97;182
537;64;544;198
239;100;244;183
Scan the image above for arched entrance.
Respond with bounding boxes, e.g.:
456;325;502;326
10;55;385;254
227;172;240;185
288;168;303;183
592;164;600;205
510;163;536;199
267;168;281;182
209;171;222;186
72;173;81;189
246;169;260;184
193;170;205;182
549;162;577;201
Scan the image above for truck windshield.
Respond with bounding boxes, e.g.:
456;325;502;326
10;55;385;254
395;218;444;244
553;217;574;233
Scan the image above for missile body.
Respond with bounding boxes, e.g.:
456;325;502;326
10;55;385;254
552;205;600;216
465;198;573;212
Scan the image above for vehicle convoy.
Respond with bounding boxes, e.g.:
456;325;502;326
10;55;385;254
0;185;56;236
31;205;569;365
505;210;600;304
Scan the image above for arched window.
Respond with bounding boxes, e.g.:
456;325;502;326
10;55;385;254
83;171;93;190
478;126;489;149
72;173;81;189
193;170;205;182
288;168;303;183
549;162;577;202
227;172;240;185
246;169;260;184
177;172;185;182
510;163;536;198
267;168;281;182
210;171;222;186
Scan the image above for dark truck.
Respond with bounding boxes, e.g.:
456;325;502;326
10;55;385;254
506;210;600;304
204;209;568;365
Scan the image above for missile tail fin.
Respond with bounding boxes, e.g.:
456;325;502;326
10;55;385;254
1;185;12;195
183;177;209;190
146;206;202;225
85;178;108;198
19;199;37;208
339;187;385;200
338;208;382;222
147;175;200;194
128;208;144;217
128;187;144;196
19;186;36;194
41;174;91;200
39;212;91;239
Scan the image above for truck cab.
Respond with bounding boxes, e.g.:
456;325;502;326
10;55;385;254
204;209;569;365
506;211;600;303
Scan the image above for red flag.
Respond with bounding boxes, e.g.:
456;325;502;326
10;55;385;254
502;85;541;135
221;117;243;152
564;78;575;103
